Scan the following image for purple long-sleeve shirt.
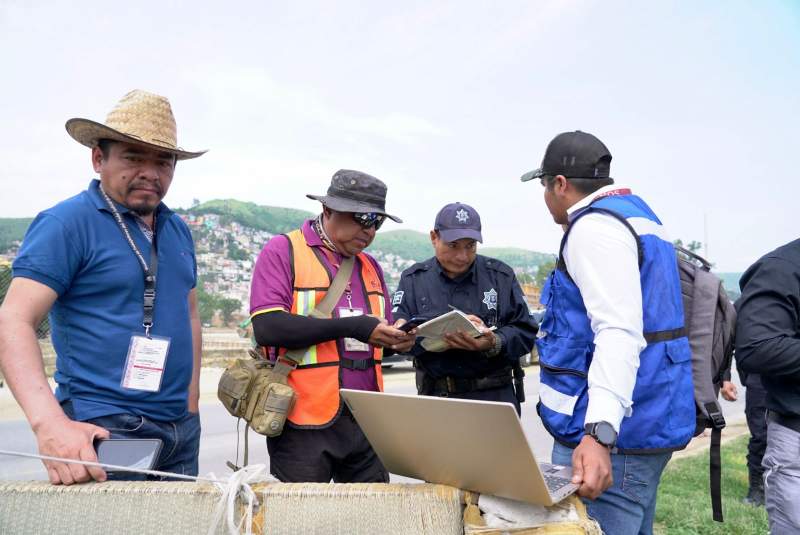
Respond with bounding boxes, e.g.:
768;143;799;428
250;219;392;390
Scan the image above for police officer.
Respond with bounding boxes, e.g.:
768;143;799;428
392;203;538;414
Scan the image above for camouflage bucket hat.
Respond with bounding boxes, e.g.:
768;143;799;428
306;169;402;223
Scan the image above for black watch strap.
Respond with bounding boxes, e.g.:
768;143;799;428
585;421;617;448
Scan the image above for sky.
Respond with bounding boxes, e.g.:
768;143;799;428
1;0;798;272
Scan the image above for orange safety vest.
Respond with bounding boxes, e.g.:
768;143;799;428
281;229;386;427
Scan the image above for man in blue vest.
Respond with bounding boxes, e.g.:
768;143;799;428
520;131;694;535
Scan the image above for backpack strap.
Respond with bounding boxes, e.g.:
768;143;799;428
557;207;644;276
710;426;723;522
558;207;688;346
682;263;727;429
677;250;728;523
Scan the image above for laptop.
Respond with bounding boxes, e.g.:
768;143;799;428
340;389;578;506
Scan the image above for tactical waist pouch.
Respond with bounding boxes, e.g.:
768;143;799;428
218;255;354;442
218;355;296;438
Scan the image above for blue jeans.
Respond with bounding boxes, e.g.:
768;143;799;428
62;401;201;480
552;442;672;535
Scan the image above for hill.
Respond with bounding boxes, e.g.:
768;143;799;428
178;199;314;235
371;230;434;261
0;199;553;270
183;200;553;268
0;218;33;252
479;247;554;270
373;230;552;268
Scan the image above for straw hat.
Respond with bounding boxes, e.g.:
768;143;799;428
65;89;206;160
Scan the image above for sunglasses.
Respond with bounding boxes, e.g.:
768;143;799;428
351;212;386;230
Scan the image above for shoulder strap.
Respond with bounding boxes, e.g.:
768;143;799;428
684;261;726;429
557;206;644;276
308;255;354;319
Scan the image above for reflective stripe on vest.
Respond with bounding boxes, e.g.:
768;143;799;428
281;229;386;427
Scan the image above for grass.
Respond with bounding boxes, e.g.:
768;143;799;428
654;435;768;534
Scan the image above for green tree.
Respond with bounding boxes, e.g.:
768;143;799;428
534;259;556;288
219;298;242;324
687;240;702;253
0;265;10;304
196;285;218;325
227;241;249;261
517;272;534;285
674;239;702;253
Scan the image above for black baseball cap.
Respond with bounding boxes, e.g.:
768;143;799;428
434;202;482;243
520;131;612;182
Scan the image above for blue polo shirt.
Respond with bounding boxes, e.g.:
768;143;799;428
13;180;197;422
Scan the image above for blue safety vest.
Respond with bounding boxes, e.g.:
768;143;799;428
537;193;695;452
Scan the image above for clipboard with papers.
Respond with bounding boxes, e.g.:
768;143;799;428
415;309;493;352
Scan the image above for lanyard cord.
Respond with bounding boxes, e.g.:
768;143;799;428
314;214;339;253
313;217;354;308
99;185;153;272
98;185;159;336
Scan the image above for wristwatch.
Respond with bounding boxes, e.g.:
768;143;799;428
485;331;503;357
584;421;617;449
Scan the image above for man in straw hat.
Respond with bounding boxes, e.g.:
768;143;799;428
249;169;416;482
0;90;207;484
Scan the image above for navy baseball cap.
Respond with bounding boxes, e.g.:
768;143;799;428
520;131;612;182
434;202;483;243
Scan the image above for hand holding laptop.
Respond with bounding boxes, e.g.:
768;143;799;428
570;436;614;500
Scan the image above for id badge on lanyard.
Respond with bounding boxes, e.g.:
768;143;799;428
121;335;171;392
338;307;370;352
100;185;172;392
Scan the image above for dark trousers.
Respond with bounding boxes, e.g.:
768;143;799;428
266;406;389;483
744;374;768;482
62;401;201;480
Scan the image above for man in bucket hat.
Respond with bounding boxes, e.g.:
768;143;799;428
249;169;415;482
0;90;206;484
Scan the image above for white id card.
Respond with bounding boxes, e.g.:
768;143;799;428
121;334;171;392
338;307;370;353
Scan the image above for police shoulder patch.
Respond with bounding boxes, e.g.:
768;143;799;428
392;291;404;306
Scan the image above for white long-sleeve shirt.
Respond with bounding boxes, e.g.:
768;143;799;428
562;185;648;433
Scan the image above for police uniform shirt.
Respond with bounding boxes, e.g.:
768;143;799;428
392;255;538;379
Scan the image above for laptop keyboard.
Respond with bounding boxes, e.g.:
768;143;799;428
543;473;573;493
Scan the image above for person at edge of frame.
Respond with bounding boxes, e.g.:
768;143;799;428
0;90;207;484
735;238;800;533
718;360;767;507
